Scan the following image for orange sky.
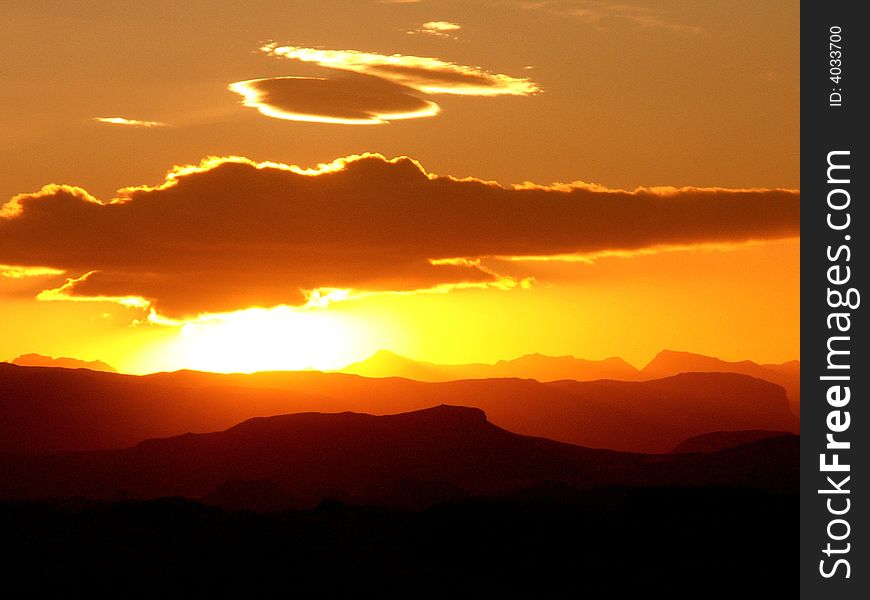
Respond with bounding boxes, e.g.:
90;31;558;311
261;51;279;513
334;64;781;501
0;1;799;374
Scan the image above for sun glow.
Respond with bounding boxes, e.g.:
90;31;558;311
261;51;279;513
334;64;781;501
161;306;364;373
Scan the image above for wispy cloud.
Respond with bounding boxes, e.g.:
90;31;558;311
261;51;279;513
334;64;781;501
409;21;461;38
93;117;167;128
522;1;703;34
262;44;540;96
230;44;540;125
0;264;65;279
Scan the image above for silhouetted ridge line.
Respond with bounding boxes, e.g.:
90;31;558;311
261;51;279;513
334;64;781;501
10;353;117;373
641;349;800;416
340;349;642;382
339;348;800;419
672;430;795;453
0;362;797;454
0;405;798;510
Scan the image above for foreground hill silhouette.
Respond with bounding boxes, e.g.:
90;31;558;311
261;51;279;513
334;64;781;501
0;487;796;596
0;405;798;510
0;363;797;454
671;429;794;453
9;353;117;373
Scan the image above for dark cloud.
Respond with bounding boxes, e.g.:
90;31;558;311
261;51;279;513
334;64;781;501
0;155;799;317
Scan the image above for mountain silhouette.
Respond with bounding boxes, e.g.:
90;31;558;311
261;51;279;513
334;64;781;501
640;350;800;415
341;349;800;417
341;350;457;381
671;430;794;453
9;353;117;373
0;405;798;509
0;363;797;454
341;349;640;382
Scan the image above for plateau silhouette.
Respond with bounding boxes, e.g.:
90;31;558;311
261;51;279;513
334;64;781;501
0;362;797;454
0;405;798;509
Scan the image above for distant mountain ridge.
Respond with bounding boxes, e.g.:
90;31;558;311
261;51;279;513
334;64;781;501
0;362;797;454
10;353;117;373
641;350;800;415
340;350;640;382
340;349;800;416
0;405;799;510
4;349;799;414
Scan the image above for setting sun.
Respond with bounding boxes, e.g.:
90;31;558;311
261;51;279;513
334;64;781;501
157;306;364;374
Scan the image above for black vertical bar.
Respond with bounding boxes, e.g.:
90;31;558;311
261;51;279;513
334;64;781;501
801;1;867;597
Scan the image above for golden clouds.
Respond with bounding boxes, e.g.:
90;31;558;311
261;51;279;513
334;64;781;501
263;44;539;96
229;76;440;125
0;154;799;318
409;21;462;38
229;44;539;124
0;265;64;279
93;117;167;128
37;272;151;309
1;184;105;219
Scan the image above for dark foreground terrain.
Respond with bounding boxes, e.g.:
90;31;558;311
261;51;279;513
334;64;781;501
0;486;795;598
0;370;799;597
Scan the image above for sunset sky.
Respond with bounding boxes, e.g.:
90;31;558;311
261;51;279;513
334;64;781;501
0;0;799;374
